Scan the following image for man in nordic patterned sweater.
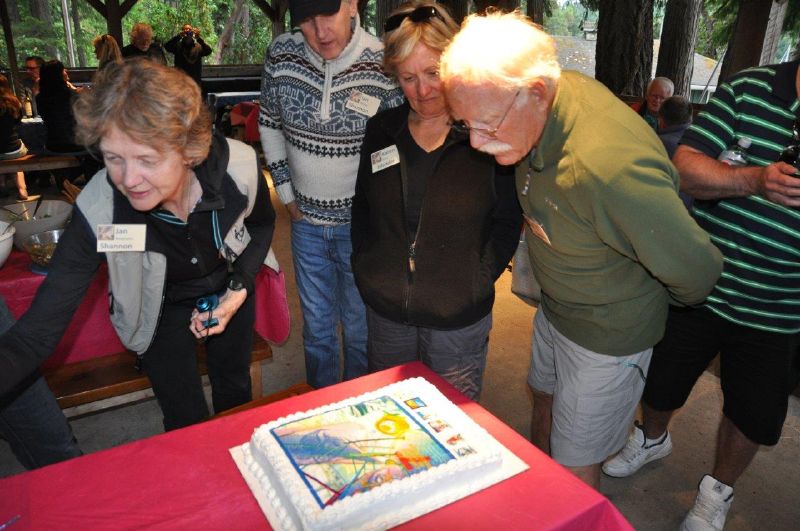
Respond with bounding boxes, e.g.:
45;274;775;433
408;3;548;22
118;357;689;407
259;0;403;388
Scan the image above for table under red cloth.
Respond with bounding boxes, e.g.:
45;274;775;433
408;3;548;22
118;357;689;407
0;363;633;530
0;250;289;370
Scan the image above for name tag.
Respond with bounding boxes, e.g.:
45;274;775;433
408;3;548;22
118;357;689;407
524;215;552;246
96;224;147;252
371;145;400;173
345;90;381;117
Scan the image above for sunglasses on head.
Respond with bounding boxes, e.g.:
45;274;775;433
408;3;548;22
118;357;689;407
384;6;444;33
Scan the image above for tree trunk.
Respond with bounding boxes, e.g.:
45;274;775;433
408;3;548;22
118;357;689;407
214;0;246;64
656;0;701;97
718;0;772;83
28;0;58;59
375;0;404;37
70;0;87;67
438;0;470;25
528;0;547;25
7;0;19;22
595;0;654;97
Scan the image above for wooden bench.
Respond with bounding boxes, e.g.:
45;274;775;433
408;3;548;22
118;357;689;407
43;334;273;412
0;154;81;174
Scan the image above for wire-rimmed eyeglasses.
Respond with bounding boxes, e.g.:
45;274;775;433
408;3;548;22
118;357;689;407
384;6;444;33
451;89;521;139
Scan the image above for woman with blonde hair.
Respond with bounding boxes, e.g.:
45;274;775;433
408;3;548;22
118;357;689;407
0;59;276;430
351;1;522;399
0;74;32;199
92;34;122;70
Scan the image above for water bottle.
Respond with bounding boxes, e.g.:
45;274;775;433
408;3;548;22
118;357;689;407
196;294;219;328
717;137;751;166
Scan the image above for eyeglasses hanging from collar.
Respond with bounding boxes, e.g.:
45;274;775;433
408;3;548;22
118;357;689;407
779;118;800;170
384;5;445;33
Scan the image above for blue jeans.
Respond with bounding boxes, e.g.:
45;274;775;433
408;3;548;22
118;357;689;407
0;299;81;470
291;219;368;388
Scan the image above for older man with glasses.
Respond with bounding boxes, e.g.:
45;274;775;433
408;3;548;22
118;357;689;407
440;11;723;491
605;58;800;531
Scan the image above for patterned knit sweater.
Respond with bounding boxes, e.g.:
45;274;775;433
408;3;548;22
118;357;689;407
259;21;403;225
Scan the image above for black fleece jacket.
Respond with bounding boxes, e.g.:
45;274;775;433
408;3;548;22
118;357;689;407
351;103;522;329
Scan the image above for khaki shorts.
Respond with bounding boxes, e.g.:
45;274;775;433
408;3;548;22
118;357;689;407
528;310;652;467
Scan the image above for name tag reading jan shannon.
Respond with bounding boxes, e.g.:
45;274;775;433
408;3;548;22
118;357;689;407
345;90;381;117
371;145;400;173
96;224;146;252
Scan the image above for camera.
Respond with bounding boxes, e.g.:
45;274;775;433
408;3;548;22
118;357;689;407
196;294;219;329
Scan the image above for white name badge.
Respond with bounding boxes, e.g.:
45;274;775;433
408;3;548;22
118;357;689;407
371;145;400;173
96;224;147;252
345;90;381;117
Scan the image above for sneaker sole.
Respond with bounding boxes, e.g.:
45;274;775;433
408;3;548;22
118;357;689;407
602;445;673;478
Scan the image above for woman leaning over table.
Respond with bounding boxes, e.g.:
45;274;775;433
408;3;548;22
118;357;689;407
0;59;275;430
351;1;522;400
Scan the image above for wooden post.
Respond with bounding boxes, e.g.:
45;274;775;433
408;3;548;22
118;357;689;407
0;0;22;96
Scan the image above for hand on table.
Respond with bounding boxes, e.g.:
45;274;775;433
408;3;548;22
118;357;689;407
189;287;247;340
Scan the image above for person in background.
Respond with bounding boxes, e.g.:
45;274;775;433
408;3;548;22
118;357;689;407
259;0;404;389
36;60;82;154
121;22;167;64
21;56;43;117
93;34;123;71
631;76;674;130
351;1;521;400
164;24;212;88
439;11;722;489
604;59;800;531
0;59;276;431
0;73;33;200
0;297;82;471
657;95;693;209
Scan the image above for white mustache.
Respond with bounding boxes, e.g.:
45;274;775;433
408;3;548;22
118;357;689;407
477;141;513;155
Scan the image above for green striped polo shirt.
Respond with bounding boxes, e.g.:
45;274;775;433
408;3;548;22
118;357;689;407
681;60;800;334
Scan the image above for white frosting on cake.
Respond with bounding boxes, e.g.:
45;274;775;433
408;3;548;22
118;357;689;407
242;377;504;531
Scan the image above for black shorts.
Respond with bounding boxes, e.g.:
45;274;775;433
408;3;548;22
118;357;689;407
642;305;800;446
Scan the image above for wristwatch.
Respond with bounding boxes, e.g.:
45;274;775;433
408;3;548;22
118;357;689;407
228;278;245;292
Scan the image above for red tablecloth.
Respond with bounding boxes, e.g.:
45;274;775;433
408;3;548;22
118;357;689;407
0;250;290;369
0;363;633;530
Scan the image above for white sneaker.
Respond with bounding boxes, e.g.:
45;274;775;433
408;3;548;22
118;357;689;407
680;475;734;531
602;423;673;477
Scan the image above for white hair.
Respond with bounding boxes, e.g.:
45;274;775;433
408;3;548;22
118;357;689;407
440;10;561;90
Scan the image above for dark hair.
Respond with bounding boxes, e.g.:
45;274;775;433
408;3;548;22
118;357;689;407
0;74;21;118
38;60;71;96
24;56;44;67
658;96;692;127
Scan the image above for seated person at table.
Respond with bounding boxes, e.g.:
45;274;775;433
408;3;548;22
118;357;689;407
121;22;167;64
351;1;521;400
0;59;276;431
630;77;674;131
0;74;33;200
93;34;122;71
36;60;82;153
0;298;81;472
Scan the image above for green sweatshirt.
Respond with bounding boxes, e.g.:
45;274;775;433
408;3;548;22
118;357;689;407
517;71;722;356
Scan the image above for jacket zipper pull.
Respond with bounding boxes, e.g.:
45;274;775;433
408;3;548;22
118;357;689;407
408;241;417;274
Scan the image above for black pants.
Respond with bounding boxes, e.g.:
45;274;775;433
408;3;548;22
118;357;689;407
142;295;255;431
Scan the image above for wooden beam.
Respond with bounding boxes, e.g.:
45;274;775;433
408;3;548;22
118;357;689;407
105;0;124;50
85;0;108;18
120;0;139;18
251;0;277;20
